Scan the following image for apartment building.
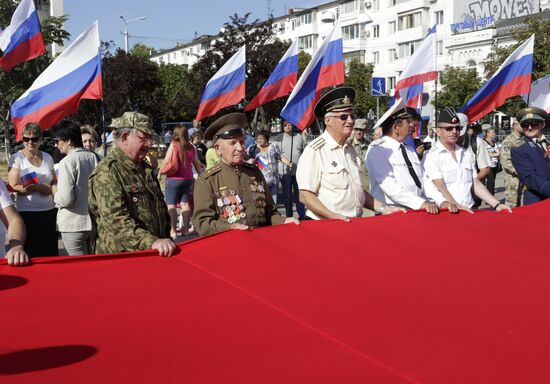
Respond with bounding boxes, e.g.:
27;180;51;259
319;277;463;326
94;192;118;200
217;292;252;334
150;0;547;118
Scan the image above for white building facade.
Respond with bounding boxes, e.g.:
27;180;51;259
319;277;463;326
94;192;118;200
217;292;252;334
150;0;547;120
34;0;65;55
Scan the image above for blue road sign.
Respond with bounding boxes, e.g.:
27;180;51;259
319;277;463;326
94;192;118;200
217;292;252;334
371;77;386;96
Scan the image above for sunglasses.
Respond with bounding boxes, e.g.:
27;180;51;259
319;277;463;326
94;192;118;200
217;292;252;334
439;126;461;132
22;136;40;143
330;113;356;121
521;121;542;129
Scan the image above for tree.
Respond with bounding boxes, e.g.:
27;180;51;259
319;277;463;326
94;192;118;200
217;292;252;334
157;63;196;122
75;49;166;132
0;0;69;155
130;43;155;59
191;13;293;128
345;59;388;118
435;66;482;111
482;14;550;115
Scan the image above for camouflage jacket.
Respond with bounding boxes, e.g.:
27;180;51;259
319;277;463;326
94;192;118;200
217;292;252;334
501;132;524;177
347;137;369;162
88;146;170;254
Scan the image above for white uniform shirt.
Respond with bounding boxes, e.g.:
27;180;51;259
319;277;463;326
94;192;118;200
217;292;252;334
296;131;365;220
365;136;426;210
423;142;477;208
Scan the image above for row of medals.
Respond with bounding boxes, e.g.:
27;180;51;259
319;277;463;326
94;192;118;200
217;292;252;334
217;189;246;224
250;182;267;208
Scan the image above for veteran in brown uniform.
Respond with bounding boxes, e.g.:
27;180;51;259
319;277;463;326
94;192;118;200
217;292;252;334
192;113;299;236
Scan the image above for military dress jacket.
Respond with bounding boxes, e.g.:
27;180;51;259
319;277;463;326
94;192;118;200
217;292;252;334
192;161;285;236
88;146;170;254
510;138;550;205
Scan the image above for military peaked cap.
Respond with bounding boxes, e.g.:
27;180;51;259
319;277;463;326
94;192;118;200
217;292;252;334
204;113;247;141
437;107;461;125
314;86;355;118
516;107;549;124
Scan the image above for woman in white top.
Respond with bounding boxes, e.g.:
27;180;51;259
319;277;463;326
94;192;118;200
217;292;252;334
52;121;99;255
8;123;57;257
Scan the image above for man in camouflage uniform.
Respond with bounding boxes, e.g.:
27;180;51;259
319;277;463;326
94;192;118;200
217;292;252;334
500;120;524;207
192;113;299;236
89;112;175;256
347;118;370;164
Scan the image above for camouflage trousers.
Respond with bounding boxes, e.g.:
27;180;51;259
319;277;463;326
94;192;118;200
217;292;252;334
504;174;523;207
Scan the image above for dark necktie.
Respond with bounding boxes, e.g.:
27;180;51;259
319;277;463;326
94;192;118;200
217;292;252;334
537;139;547;151
400;144;422;189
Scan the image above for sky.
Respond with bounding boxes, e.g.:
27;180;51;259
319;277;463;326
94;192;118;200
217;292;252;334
64;0;320;51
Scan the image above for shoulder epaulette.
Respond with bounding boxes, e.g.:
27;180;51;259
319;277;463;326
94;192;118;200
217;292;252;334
369;138;384;146
311;136;326;150
201;163;222;179
528;141;537;148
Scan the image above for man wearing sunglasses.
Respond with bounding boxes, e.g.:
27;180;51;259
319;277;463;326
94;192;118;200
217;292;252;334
296;86;403;221
422;107;511;213
89;112;175;257
510;107;550;205
365;103;440;214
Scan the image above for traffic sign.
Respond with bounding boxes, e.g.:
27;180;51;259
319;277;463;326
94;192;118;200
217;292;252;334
371;77;386;96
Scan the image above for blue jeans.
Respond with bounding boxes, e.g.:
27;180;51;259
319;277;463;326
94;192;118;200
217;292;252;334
281;174;306;219
268;183;278;205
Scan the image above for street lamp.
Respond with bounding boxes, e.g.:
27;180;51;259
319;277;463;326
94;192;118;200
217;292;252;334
119;15;147;53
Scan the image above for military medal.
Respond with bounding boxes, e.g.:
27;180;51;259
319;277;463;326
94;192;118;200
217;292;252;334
331;161;338;167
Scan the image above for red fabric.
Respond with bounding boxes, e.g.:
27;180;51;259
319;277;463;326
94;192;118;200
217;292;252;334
2;202;550;383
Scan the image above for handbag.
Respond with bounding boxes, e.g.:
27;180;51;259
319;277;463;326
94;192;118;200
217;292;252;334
160;142;181;176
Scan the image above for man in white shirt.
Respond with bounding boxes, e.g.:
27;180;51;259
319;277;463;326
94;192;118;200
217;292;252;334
365;105;440;213
423;107;511;213
296;86;403;220
0;181;29;266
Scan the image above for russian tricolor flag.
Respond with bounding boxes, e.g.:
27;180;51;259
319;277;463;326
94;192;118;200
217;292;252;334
245;39;299;111
196;45;246;122
394;26;437;106
280;21;344;130
20;170;39;187
461;35;534;123
255;155;267;170
0;0;46;72
11;21;103;140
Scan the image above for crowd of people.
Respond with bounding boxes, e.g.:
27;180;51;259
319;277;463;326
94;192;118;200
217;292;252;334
2;85;549;267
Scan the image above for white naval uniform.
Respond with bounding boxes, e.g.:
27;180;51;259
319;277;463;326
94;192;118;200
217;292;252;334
364;136;426;210
296;131;366;220
423;142;477;208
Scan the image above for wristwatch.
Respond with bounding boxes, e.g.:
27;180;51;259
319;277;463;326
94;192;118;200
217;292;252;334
491;202;501;210
377;204;386;214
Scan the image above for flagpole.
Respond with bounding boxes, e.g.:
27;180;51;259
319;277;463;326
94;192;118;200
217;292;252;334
4;109;11;165
99;100;107;157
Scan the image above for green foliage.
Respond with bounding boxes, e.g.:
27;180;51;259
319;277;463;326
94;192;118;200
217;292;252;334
297;50;311;78
436;66;482;111
157;63;196;122
345;59;387;118
482;14;550;115
0;1;70;154
191;14;293;126
130;43;154;59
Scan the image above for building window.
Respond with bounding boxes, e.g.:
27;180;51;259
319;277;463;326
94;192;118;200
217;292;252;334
388;76;396;89
341;0;364;14
342;24;360;40
398;40;421;59
436;40;443;55
344;51;365;68
389;0;397;6
398;12;422;30
298;35;315;50
200;42;209;51
373;25;379;38
292;12;312;29
372;51;379;64
435;10;443;25
372;0;380;10
388;48;397;62
173;52;176;59
388;21;396;35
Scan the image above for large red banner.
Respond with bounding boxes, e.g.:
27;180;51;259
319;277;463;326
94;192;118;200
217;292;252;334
1;201;550;383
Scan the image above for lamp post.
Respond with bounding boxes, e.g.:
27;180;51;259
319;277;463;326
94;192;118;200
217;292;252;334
119;15;147;53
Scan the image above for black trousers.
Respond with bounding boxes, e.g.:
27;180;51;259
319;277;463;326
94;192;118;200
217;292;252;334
20;208;58;257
